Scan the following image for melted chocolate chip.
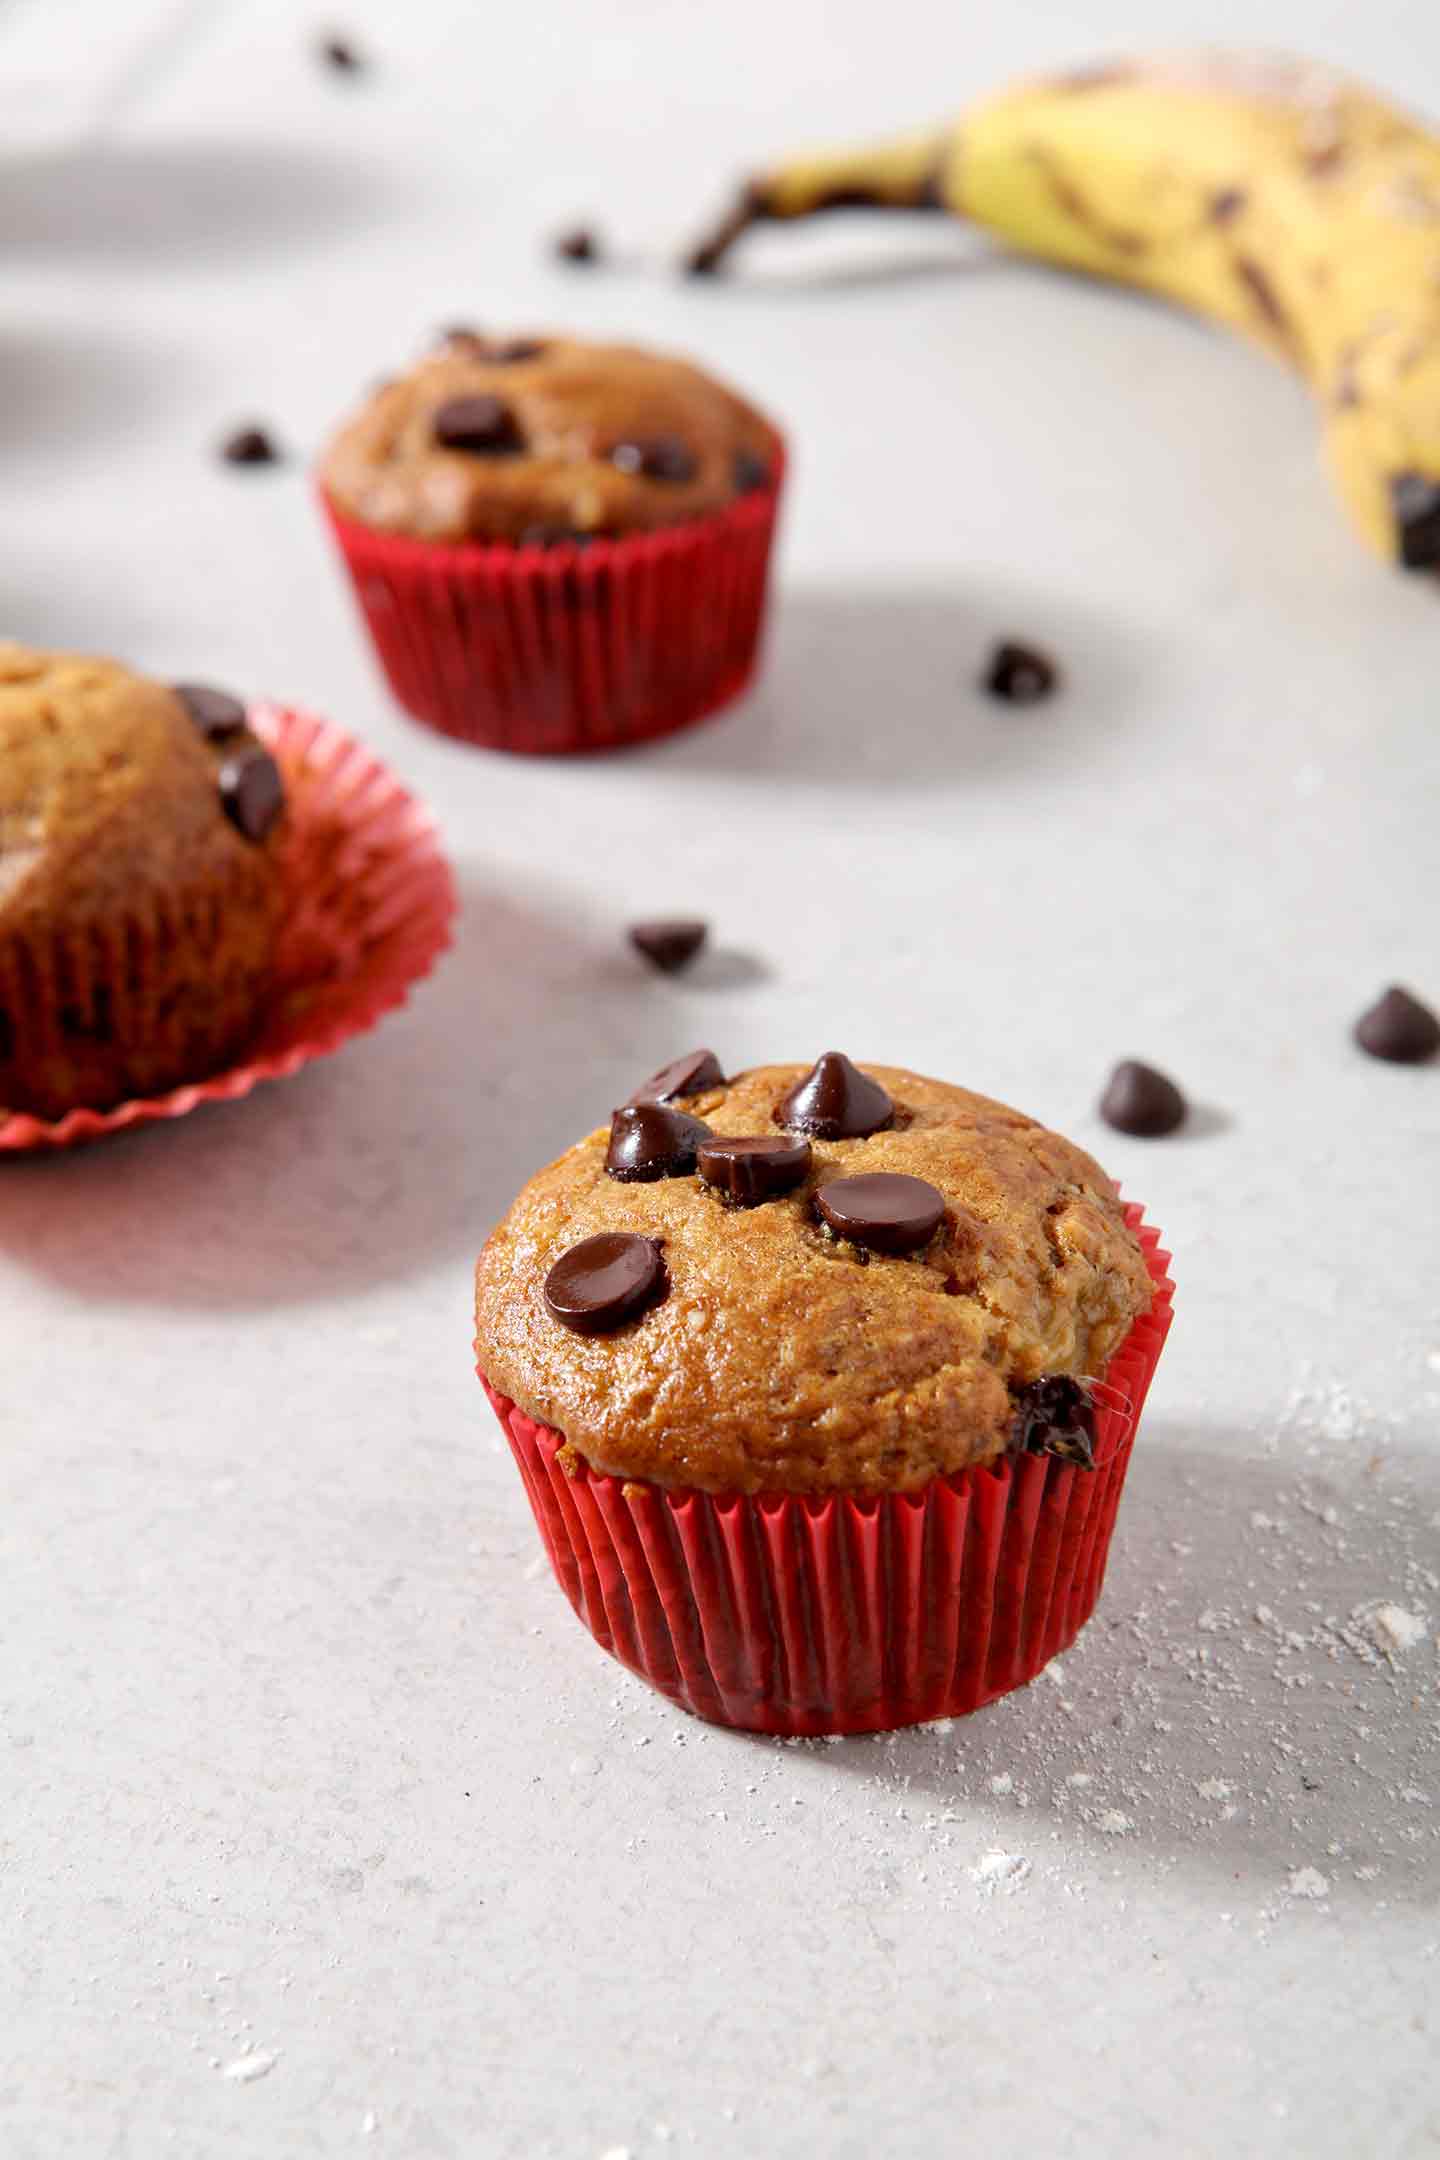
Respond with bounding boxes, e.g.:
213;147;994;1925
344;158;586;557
543;1232;666;1335
1209;186;1248;224
629;919;707;974
438;324;488;351
1010;1375;1096;1467
697;1134;811;1207
983;640;1058;705
1353;985;1440;1063
1099;1060;1187;1138
173;683;248;739
733;448;770;495
1390;472;1440;570
628;1049;725;1104
218;746;284;842
610;437;697;484
433;394;524;454
815;1172;945;1255
605;1103;711;1182
220;425;280;467
554;227;600;264
490;338;547;363
776;1052;893;1141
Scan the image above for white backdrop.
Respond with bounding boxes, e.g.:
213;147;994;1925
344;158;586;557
2;2;1437;2155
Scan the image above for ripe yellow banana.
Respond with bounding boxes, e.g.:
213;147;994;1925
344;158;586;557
687;53;1440;573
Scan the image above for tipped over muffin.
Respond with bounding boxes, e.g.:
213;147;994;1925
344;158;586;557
0;642;284;1119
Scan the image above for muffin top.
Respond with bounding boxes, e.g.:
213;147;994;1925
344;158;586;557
319;329;782;544
0;642;284;929
474;1054;1155;1495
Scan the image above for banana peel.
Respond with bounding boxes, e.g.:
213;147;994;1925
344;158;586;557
687;53;1440;573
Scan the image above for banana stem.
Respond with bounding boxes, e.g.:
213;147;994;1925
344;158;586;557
685;126;949;274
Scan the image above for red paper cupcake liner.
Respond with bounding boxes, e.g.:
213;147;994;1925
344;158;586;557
0;704;455;1151
320;453;785;756
481;1204;1173;1735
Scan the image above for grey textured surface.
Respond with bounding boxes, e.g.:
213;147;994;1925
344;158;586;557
2;2;1437;2154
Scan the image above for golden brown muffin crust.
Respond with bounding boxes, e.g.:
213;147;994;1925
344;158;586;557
0;642;283;1117
319;331;782;543
474;1062;1154;1495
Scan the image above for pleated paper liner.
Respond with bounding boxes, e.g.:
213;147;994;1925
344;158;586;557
0;704;456;1152
481;1205;1173;1736
320;451;785;756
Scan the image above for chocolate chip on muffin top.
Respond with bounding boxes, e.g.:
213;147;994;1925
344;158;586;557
474;1055;1154;1495
319;331;782;544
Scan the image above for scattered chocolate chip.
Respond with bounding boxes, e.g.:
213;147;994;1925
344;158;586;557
543;1232;666;1335
629;919;708;974
489;338;547;363
605;1103;711;1182
1353;985;1440;1063
433;394;525;455
628;1049;725;1104
219;425;281;467
733;448;770;495
1390;471;1440;570
982;640;1058;705
1010;1375;1096;1467
554;227;600;264
610;437;697;484
173;683;248;739
776;1052;893;1141
218;746;284;842
697;1134;811;1207
815;1172;945;1255
319;32;363;71
1099;1059;1187;1137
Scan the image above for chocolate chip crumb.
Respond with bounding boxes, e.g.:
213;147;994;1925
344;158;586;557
219;425;281;468
1353;985;1440;1063
629;920;707;974
554;226;600;264
983;640;1059;705
1099;1060;1187;1137
1011;1375;1096;1467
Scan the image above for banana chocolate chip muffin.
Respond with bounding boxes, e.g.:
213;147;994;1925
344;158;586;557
0;643;284;1120
476;1051;1171;1733
476;1052;1154;1495
319;329;785;753
322;328;781;545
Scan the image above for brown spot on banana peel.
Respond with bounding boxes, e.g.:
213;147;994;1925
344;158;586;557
1027;145;1148;257
1233;254;1298;357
